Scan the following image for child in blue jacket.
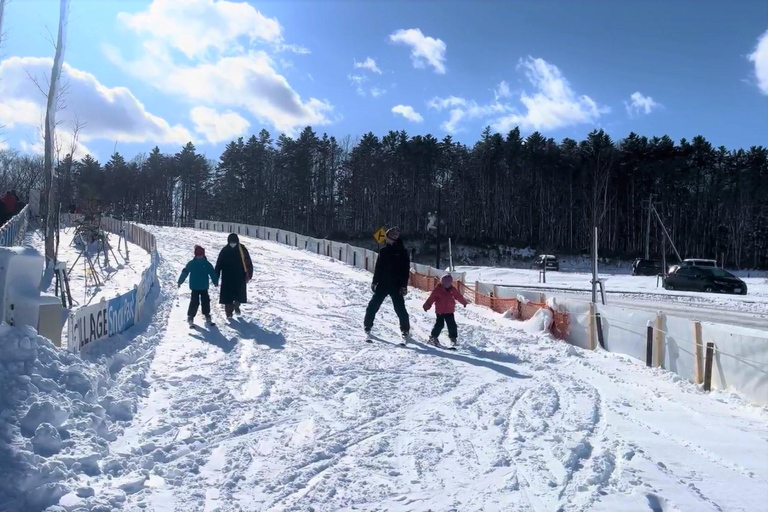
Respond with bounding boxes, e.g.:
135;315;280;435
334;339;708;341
178;245;219;327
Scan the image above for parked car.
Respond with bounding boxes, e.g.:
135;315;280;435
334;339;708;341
664;265;747;295
681;258;718;267
531;255;559;271
632;258;663;276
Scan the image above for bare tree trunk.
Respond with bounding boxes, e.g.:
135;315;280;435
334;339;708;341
43;0;70;263
0;0;7;48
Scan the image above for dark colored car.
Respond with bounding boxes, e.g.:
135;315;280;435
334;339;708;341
531;255;559;271
664;266;747;295
632;258;663;276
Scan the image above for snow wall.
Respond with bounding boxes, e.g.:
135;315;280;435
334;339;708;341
193;219;768;405
62;216;159;353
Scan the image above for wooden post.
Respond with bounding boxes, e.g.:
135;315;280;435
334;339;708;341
595;311;605;349
588;302;597;350
693;321;703;384
703;342;715;391
654;312;664;368
646;325;653;367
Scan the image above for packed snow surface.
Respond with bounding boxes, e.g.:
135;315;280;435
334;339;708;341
1;227;766;511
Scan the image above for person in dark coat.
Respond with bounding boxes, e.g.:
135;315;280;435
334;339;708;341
0;192;17;227
364;227;411;336
215;233;253;318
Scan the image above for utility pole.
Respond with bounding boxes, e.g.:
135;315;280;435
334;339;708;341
645;193;653;260
651;203;682;263
591;226;598;303
435;184;442;269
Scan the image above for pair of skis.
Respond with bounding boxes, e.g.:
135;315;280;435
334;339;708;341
364;331;457;350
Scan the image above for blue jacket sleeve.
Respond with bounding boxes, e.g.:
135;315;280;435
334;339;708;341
178;264;190;286
207;261;218;286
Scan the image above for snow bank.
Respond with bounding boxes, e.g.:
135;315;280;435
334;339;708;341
0;282;164;510
519;307;553;335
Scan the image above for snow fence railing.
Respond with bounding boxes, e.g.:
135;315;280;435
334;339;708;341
65;217;159;353
0;205;30;248
471;279;768;405
192;219;470;284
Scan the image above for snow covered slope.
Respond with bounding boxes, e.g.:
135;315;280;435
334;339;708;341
2;227;767;511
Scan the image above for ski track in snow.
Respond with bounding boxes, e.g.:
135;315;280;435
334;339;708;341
57;228;768;512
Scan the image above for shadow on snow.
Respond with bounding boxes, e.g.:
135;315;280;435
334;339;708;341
370;336;530;380
194;318;286;352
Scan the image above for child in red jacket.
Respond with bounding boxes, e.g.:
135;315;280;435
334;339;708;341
423;274;468;348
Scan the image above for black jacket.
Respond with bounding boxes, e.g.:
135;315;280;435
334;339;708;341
215;243;253;304
373;239;410;290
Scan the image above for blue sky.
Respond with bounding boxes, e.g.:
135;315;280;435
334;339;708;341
0;0;766;161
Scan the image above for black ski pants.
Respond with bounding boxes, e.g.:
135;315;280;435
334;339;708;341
431;313;457;339
188;290;211;318
364;287;410;333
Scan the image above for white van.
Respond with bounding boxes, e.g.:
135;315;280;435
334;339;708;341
682;258;718;267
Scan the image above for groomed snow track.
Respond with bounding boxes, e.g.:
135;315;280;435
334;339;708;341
48;227;768;511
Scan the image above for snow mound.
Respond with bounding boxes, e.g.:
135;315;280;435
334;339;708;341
0;314;162;510
520;308;553;335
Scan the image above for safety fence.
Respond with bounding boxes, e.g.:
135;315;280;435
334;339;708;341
61;215;159;353
0;205;30;247
193;219;768;405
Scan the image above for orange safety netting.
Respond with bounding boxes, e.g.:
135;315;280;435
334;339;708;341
409;272;438;292
409;271;571;341
551;310;570;340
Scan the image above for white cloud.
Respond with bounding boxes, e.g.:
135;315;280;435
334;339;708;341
748;29;768;95
391;104;424;123
491;57;608;133
427;57;606;134
106;45;331;135
389;28;447;74
17;129;95;161
427;95;506;133
110;1;330;136
274;43;310;55
117;0;283;59
0;56;193;157
348;74;367;96
625;91;661;116
427;95;467;110
354;57;382;74
494;80;511;100
190;106;250;143
370;87;386;98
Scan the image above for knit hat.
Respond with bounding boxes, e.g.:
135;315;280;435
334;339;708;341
441;274;453;288
194;245;205;257
385;227;400;240
228;233;239;244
